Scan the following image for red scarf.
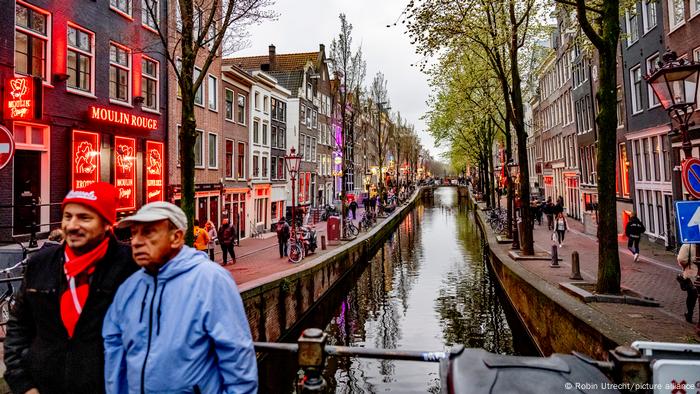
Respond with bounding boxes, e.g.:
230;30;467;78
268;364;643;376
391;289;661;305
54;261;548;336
60;237;109;338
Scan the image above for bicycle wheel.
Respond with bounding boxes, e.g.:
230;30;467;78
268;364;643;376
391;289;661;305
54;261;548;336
288;244;303;264
349;223;359;236
0;300;10;336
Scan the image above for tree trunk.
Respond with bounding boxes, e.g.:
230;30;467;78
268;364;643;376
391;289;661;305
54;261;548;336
179;44;197;246
594;4;621;294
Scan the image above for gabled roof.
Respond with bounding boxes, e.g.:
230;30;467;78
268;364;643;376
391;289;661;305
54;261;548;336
223;52;320;72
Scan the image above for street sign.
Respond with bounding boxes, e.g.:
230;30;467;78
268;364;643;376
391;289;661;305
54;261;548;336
681;157;700;199
675;201;700;243
0;124;15;171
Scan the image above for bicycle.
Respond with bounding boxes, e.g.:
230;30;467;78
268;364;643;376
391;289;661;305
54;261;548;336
288;228;304;264
0;258;27;337
359;211;375;232
343;217;359;237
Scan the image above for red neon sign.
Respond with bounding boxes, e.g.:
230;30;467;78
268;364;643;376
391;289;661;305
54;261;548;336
114;136;136;211
4;76;42;120
89;106;158;130
72;130;100;190
145;140;164;203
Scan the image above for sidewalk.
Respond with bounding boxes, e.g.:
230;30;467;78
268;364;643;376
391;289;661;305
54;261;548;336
213;208;368;285
518;213;699;343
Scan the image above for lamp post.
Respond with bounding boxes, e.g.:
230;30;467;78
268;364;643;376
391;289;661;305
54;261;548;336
285;146;303;251
645;50;700;160
507;159;520;250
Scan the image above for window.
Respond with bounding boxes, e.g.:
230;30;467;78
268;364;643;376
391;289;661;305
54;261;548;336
271;99;277;120
237;94;246;124
662;135;671;181
142;0;158;29
271;157;277;180
630;65;643;114
208;133;218;168
312;110;318;129
253;120;259;144
278;127;285;148
311;138;317;162
110;0;131;16
175;0;182;31
15;3;49;80
617;99;624;128
619;143;630;197
67;25;93;93
263;96;268;113
306;107;312;125
300;105;306;125
271;126;277;148
262;156;268;177
646;190;655;233
299;135;305;160
225;89;234;120
692;0;700;16
176;58;182;97
642;138;650;181
194;67;203;106
634;140;642;180
305;136;311;161
262;124;268;145
642;0;657;32
646;53;660;108
225;139;234;178
208;74;217;110
668;0;685;30
255;92;260;110
656;191;664;237
195;130;204;167
141;57;158;111
651;136;660;181
253;154;259;177
109;43;131;103
278;157;284;179
306;82;312;99
237;142;245;179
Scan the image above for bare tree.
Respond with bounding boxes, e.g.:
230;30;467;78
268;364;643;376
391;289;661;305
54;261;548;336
141;0;274;242
369;72;391;199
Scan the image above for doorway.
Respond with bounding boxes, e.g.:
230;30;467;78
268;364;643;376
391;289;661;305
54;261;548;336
13;150;41;235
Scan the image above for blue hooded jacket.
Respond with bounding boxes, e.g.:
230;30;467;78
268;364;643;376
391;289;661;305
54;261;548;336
103;246;257;393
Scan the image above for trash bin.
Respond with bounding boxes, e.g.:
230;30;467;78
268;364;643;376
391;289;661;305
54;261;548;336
327;216;340;241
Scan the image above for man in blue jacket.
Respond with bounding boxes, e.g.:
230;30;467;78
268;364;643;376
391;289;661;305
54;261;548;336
103;202;257;393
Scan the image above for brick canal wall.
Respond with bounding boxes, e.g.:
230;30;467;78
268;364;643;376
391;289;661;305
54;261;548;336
239;188;425;343
467;194;640;360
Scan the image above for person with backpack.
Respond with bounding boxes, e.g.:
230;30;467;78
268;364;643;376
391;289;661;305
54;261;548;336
349;200;358;220
276;217;291;258
625;211;646;262
676;243;699;324
218;218;236;265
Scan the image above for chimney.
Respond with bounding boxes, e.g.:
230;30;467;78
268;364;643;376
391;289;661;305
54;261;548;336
268;44;276;71
319;43;325;54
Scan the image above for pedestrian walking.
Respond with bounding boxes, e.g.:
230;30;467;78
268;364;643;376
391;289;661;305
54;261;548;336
544;197;554;230
349;200;358;220
3;182;138;394
105;202;257;393
676;243;699;324
205;220;217;261
193;220;210;252
554;212;568;248
554;196;564;216
625;211;646;262
276;217;291;258
370;195;377;214
218;218;236;265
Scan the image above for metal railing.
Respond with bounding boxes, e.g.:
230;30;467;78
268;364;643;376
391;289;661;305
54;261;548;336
0;201;63;247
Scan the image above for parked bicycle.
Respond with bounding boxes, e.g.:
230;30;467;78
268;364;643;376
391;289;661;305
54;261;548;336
343;217;359;237
486;208;508;234
0;259;27;337
359;210;375;232
288;228;304;264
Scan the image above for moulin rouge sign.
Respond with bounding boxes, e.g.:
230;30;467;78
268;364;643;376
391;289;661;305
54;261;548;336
114;136;136;211
4;76;42;121
89;106;158;130
145;141;164;203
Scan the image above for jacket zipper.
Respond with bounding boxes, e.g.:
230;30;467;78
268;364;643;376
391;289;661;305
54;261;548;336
140;276;158;394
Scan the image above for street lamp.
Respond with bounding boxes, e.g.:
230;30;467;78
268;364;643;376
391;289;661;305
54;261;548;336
645;50;700;159
507;159;520;250
285;146;303;255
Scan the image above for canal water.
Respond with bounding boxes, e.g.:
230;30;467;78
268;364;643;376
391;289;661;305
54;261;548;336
259;187;536;393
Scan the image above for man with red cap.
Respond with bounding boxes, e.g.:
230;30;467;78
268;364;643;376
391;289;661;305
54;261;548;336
4;182;138;394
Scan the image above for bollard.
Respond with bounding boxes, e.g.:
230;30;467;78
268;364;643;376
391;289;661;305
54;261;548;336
570;251;583;280
550;244;560;268
321;235;327;250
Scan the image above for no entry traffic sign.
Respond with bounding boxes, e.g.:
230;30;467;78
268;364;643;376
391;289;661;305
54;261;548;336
681;157;700;199
0;125;15;171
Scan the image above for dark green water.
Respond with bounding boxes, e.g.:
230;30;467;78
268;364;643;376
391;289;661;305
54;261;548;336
259;187;535;393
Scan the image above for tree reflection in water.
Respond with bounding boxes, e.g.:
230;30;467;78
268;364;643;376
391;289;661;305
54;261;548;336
261;188;533;393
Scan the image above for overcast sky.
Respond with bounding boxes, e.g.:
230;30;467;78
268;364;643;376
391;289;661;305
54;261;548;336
234;0;444;159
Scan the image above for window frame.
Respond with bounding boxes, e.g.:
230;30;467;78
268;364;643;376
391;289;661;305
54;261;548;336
194;129;205;169
692;0;700;18
194;67;204;107
141;55;159;113
207;74;218;111
237;94;246;125
225;88;234;121
141;0;159;31
645;53;660;109
225;139;234;179
15;1;51;82
66;22;95;96
629;65;643;115
207;132;218;169
253;119;259;144
110;0;133;19
237;142;246;180
667;0;686;31
109;42;132;106
642;0;657;34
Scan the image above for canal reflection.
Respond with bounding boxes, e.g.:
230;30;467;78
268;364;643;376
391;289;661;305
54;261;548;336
259;187;535;393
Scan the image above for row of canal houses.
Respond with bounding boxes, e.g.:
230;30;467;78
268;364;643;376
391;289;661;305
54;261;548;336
0;0;364;241
523;0;700;249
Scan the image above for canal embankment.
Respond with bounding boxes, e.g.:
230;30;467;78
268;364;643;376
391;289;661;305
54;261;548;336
467;191;699;360
239;187;425;343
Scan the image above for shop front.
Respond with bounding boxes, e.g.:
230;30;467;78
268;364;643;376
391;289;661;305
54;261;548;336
223;188;248;239
563;172;580;220
253;184;271;233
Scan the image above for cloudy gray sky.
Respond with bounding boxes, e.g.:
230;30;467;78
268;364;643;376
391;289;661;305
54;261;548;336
235;0;444;158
